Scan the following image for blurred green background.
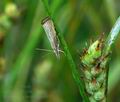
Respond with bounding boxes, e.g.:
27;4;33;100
0;0;120;102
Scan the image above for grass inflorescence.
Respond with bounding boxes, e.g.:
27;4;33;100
80;16;120;102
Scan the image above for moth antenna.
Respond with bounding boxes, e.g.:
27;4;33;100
36;48;65;57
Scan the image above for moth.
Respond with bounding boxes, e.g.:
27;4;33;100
41;17;61;59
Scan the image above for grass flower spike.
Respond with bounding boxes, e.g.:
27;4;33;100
81;35;108;102
81;16;120;102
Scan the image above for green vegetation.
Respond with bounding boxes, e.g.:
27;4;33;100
0;0;120;102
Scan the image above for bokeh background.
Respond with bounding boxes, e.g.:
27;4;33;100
0;0;120;102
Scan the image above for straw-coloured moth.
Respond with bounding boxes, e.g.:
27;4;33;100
41;17;60;59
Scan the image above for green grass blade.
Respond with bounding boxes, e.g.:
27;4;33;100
105;16;120;54
3;0;41;99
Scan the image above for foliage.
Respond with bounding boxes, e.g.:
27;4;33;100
0;0;120;102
